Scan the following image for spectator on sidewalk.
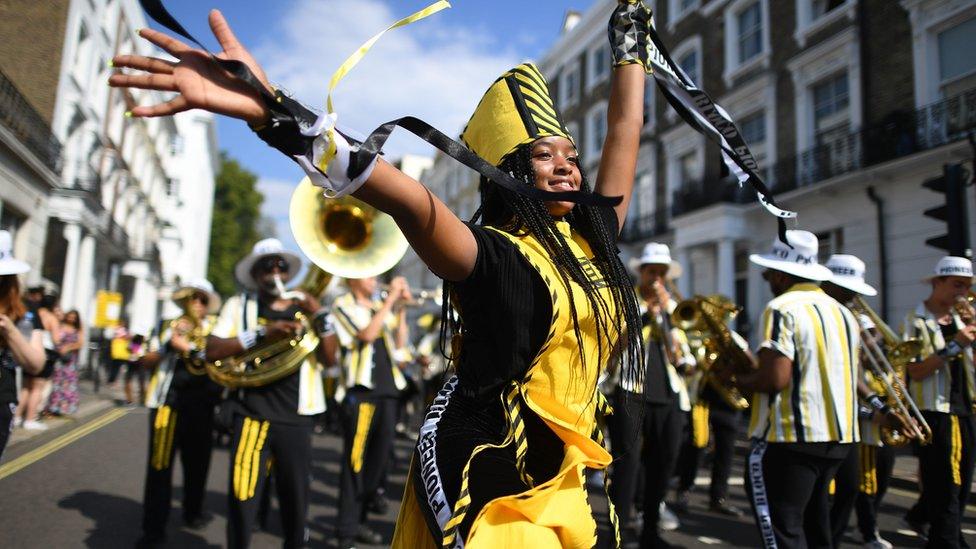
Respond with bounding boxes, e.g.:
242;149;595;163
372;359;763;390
107;322;131;387
124;333;148;406
0;231;46;459
46;309;83;416
14;293;60;431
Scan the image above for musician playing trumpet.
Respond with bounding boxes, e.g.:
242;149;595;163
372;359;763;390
903;256;976;548
139;278;223;547
608;242;693;546
205;238;330;548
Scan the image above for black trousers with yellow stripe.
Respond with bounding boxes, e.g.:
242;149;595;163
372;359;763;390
142;401;215;538
918;411;976;548
337;391;397;540
227;414;312;549
828;444;895;545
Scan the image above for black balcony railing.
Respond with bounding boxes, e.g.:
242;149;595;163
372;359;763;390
672;87;976;216
0;69;62;173
620;205;671;243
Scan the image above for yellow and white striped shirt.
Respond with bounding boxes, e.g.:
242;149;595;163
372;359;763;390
902;304;976;413
329;292;408;402
748;283;861;443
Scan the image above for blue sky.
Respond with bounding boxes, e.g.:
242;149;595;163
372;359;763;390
147;0;597;255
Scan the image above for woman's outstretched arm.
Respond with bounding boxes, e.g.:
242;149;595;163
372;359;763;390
593;63;645;233
109;10;477;281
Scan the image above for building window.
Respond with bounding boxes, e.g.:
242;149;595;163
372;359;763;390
0;206;25;242
724;0;770;85
815;228;844;259
812;72;849;142
737;3;763;64
586;103;608;159
559;64;580;109
588;43;611;89
669;0;700;26
565;122;580;148
937;17;976;97
678;49;699;84
740;111;766;145
811;0;845;18
795;0;854;47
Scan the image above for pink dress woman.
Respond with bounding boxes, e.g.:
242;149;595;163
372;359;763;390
46;326;80;415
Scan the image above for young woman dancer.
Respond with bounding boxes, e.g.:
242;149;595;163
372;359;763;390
109;2;656;546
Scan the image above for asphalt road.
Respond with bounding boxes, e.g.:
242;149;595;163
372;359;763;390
1;403;974;548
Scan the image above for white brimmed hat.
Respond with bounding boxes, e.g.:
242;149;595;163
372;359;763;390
234;238;303;291
825;254;877;296
749;230;833;281
172;277;222;313
923;256;974;282
0;230;30;276
634;242;684;279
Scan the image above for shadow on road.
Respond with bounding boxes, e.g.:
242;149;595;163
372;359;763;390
58;490;220;548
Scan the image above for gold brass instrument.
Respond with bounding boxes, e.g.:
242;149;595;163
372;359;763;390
289;177;409;279
672;295;754;410
206;176;411;388
954;290;976;326
379;284;443;308
168;313;210;375
850;296;932;446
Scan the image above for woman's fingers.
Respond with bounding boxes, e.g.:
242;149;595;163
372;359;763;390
137;28;192;57
108;73;177;92
130;96;189;118
209;9;242;52
111;55;175;75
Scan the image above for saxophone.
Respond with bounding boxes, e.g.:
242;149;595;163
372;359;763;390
672;295;754;410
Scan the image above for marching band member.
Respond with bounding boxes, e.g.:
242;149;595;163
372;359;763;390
205;239;327;548
821;255;901;549
109;2;655;545
904;256;976;548
733;231;860;548
609;242;692;547
138;278;222;547
328;275;411;548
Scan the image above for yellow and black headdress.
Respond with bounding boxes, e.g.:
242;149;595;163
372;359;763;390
461;63;574;167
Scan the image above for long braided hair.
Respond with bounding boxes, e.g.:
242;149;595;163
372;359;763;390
439;142;645;397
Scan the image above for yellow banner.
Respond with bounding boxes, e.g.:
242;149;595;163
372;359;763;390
94;290;123;328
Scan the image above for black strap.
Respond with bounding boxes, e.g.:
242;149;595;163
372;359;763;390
138;0;622;209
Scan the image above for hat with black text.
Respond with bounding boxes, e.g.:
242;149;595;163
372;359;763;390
635;242;683;279
923;256;974;283
825;254;877;296
749;230;833;281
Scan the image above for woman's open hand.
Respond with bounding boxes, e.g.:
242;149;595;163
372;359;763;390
108;10;271;125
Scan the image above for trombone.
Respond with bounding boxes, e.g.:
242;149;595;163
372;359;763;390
851;296;932;445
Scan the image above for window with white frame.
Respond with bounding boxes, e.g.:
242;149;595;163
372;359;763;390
585;103;608;159
588;43;612;89
794;0;855;47
740;111;766;145
678;150;699;189
678;49;700;84
812;72;849;144
723;0;770;85
936;16;976;98
737;3;763;65
559;63;581;109
668;0;700;26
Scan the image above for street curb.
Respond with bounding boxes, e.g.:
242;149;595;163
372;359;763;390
5;381;117;455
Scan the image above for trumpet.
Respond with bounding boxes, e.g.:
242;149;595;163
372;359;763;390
850;296;932;445
954;290;976;326
379;284;442;308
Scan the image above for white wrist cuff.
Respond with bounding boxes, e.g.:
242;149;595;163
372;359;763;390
237;330;258;350
296;112;377;198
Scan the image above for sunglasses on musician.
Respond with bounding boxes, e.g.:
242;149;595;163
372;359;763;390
258;256;290;274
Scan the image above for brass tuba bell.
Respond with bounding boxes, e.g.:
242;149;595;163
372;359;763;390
289;177;409;279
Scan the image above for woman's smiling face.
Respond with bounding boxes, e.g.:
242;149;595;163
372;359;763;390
529;136;582;218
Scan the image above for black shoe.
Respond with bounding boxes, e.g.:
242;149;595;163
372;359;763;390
134;532;166;549
184;513;213;530
337;538;357;549
367;494;389;515
356;525;383;545
709;498;744;517
671;491;690;514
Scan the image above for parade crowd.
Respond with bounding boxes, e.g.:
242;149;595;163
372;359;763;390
1;1;974;548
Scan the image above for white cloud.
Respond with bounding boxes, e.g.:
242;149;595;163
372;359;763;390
253;0;521;159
